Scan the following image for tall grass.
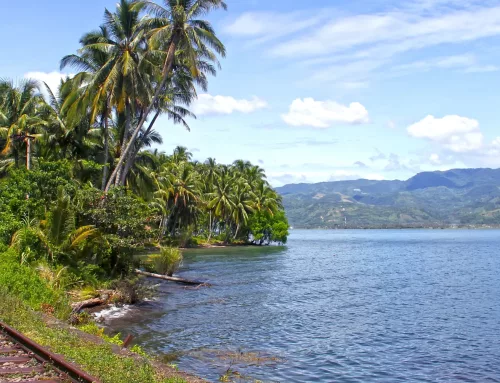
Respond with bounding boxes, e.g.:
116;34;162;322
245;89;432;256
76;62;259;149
150;247;183;276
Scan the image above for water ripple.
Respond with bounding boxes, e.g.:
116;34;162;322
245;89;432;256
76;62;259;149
107;230;500;382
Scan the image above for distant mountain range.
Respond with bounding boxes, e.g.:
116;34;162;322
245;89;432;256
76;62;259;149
275;168;500;228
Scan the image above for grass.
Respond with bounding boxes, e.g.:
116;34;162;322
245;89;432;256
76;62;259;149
0;249;70;319
0;289;189;383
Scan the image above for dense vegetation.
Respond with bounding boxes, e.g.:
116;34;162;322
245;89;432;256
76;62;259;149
0;1;288;380
278;168;500;228
0;0;288;288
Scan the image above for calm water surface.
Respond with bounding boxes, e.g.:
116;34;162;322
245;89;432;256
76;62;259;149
106;230;500;382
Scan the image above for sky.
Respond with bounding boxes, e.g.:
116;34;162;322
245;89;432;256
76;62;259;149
2;0;500;186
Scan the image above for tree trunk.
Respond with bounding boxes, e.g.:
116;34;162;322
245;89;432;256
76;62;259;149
134;269;209;286
101;114;110;190
115;104;131;186
233;223;240;240
207;211;212;241
119;110;161;185
105;32;181;192
25;138;31;170
71;298;105;313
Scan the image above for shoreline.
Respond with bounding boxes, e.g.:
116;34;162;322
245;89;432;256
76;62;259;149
288;225;500;230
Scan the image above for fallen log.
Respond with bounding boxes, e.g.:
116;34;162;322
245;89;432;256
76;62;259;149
71;298;105;312
134;269;210;286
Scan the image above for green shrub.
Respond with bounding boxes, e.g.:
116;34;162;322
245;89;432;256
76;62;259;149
150;247;183;276
0;250;70;318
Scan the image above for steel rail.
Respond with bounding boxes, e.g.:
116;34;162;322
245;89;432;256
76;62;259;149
0;321;100;383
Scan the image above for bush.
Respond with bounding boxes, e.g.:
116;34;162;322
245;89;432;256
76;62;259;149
76;187;155;276
0;249;70;318
150;247;183;276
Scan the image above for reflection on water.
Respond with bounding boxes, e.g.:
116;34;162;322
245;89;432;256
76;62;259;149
106;230;500;382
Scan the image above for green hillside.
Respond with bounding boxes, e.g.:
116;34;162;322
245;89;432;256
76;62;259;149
276;168;500;228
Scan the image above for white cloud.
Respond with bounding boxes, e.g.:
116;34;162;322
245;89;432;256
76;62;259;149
224;11;326;44
366;173;386;180
392;54;477;73
24;71;73;98
191;94;267;116
462;65;500;73
407;115;484;153
231;3;500;84
429;153;441;164
271;6;500;58
269;170;385;186
282;98;369;128
328;170;385;181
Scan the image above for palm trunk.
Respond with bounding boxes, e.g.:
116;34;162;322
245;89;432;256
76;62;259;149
171;209;180;236
207;211;212;241
115;104;131;186
101;114;110;190
233;223;240;240
105;32;181;192
119;110;161;185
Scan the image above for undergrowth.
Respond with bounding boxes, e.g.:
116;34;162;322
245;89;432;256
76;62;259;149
0;289;187;383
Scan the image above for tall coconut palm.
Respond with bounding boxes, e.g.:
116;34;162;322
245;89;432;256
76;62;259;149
63;0;152;187
105;0;226;191
61;26;114;188
0;79;46;169
253;181;281;216
208;165;234;239
231;182;254;239
155;160;200;235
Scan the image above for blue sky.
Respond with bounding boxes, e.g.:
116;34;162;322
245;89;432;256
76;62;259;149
2;0;500;186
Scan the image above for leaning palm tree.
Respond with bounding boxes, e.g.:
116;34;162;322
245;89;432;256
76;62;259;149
105;0;226;191
0;79;46;169
63;0;152;187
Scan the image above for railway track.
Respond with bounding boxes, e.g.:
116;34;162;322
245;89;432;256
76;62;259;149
0;321;99;383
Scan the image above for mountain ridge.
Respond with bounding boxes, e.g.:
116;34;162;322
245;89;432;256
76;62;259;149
276;167;500;228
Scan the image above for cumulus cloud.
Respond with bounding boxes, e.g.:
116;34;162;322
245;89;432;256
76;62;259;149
429;153;441;165
24;71;74;98
282;98;369;128
191;94;267;116
407;115;483;153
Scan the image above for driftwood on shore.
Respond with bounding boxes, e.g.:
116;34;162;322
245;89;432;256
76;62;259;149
134;269;210;286
71;298;105;312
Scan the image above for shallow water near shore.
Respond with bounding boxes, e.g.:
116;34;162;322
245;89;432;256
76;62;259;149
105;229;500;382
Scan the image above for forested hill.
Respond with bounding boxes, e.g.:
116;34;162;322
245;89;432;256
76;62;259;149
276;168;500;228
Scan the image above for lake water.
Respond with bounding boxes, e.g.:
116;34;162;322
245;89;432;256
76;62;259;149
105;230;500;382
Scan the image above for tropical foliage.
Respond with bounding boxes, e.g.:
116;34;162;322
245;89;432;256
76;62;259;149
0;0;288;288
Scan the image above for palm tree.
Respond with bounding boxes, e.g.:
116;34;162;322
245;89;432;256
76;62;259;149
62;0;152;187
208;165;234;241
61;26;114;188
105;0;226;191
155;160;200;236
230;182;254;239
253;181;281;216
0;79;46;169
